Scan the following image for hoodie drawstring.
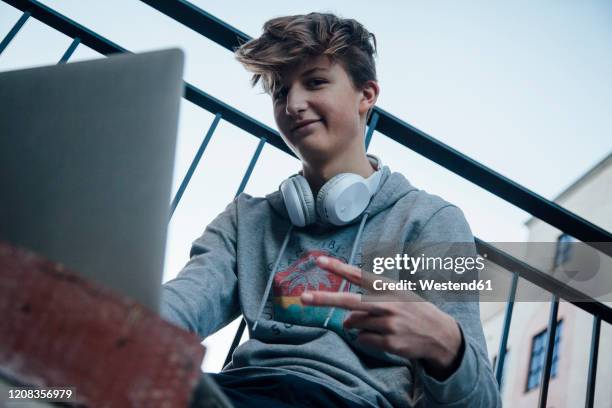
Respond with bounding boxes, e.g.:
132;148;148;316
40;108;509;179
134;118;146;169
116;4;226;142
252;224;294;332
323;211;369;327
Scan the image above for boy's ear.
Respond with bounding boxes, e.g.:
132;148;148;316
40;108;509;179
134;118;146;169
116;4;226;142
359;80;380;117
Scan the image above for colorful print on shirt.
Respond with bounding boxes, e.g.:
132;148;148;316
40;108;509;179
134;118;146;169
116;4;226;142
272;250;351;336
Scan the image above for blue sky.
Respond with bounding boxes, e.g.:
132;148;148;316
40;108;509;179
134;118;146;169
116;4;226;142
1;0;610;371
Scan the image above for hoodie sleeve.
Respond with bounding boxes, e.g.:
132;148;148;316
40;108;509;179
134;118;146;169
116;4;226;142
159;198;241;341
408;204;502;408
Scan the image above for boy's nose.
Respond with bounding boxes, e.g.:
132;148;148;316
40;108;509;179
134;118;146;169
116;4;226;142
285;87;308;118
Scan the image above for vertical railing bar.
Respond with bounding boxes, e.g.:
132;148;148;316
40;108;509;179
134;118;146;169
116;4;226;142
223;136;267;368
58;36;80;64
584;315;601;408
364;111;379;151
169;113;222;219
495;271;518;387
0;11;31;55
538;294;559;408
224;320;246;368
235;137;266;197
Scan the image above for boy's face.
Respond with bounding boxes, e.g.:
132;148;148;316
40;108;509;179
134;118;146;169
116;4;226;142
272;55;375;164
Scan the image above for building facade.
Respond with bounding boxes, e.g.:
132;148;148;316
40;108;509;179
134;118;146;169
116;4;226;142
481;153;612;407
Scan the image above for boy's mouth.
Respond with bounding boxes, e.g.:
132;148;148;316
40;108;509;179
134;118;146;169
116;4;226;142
292;119;321;132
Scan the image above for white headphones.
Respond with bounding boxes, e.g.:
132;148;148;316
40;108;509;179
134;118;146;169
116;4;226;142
279;154;383;227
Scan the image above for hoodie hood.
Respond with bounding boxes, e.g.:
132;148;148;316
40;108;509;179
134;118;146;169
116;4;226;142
265;166;418;231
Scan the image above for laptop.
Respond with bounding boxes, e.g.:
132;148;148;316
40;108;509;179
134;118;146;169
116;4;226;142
0;48;184;312
0;47;238;408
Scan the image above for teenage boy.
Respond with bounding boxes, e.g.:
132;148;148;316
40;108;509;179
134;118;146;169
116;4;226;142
161;12;501;408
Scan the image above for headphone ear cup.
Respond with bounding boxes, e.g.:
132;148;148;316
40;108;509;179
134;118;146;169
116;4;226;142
316;173;353;224
292;175;316;226
280;175;316;227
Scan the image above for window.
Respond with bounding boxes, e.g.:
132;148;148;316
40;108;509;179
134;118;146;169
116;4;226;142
553;233;574;269
526;319;564;392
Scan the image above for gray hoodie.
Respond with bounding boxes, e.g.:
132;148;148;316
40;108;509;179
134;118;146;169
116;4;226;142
161;166;502;407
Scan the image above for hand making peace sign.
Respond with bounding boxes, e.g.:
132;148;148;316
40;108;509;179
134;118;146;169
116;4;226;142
300;255;465;380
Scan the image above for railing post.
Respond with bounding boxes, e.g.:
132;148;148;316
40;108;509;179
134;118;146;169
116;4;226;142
235;137;266;197
58;37;80;63
365;111;379;151
495;272;518;387
169;113;222;218
0;11;30;55
584;315;601;408
223;137;267;368
538;294;559;408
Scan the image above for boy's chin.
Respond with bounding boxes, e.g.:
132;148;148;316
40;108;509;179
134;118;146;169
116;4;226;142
293;141;335;163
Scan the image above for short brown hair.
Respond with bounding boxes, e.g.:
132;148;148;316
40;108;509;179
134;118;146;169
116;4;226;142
234;12;377;100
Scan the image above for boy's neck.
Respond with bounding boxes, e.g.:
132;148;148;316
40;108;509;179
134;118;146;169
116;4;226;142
301;148;375;196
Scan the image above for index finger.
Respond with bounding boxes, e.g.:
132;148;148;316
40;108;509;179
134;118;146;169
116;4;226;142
316;256;374;288
301;290;390;316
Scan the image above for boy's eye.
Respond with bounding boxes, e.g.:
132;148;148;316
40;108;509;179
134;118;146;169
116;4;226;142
273;79;326;100
307;78;326;86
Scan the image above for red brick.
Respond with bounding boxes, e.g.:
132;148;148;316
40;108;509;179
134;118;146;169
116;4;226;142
0;241;205;407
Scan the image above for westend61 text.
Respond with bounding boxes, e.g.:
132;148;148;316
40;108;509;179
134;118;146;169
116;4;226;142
373;279;493;292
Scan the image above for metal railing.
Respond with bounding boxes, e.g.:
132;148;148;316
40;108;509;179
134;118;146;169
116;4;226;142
2;1;610;407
